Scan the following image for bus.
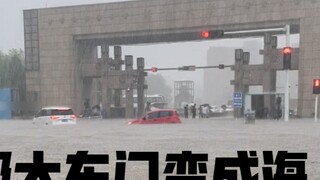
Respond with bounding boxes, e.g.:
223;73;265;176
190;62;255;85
123;94;168;110
144;94;168;110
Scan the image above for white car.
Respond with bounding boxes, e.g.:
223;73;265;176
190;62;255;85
210;105;221;113
33;107;77;125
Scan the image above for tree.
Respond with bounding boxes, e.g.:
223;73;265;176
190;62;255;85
0;49;25;99
146;74;172;104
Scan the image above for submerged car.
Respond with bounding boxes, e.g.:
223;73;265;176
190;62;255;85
33;107;77;125
128;109;181;125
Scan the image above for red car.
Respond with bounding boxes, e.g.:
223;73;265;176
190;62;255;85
128;109;181;124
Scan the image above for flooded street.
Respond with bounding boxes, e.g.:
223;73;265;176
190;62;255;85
0;118;319;179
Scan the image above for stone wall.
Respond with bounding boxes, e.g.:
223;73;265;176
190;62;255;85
24;0;320;116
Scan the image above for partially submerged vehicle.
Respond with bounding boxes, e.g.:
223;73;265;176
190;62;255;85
33;107;77;125
128;109;181;125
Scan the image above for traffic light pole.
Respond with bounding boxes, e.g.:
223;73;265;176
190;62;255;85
194;65;233;69
315;95;318;123
144;65;233;71
284;25;290;122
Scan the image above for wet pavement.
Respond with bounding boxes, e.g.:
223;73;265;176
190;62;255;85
0;117;319;179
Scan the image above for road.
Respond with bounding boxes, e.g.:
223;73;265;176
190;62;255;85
0;118;319;179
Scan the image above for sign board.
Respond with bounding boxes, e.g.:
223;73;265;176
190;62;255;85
233;92;242;109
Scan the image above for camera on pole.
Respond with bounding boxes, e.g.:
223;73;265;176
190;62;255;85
179;65;196;71
218;64;225;69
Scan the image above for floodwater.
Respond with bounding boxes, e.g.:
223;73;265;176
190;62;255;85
0;118;319;179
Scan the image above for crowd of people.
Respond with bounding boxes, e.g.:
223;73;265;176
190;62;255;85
183;104;210;119
82;99;107;118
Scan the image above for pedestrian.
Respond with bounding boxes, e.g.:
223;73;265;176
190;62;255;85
275;97;282;120
145;102;151;112
84;99;90;117
199;105;203;118
202;105;209;118
191;104;197;119
184;105;189;118
264;107;269;119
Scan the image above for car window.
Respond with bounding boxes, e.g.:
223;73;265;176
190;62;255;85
147;112;159;119
42;109;73;116
35;110;42;117
51;109;74;115
159;111;172;117
40;110;49;116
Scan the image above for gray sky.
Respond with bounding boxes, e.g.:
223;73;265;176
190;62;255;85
0;0;299;104
0;0;130;51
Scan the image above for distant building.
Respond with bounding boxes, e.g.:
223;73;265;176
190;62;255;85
204;47;234;106
204;40;262;106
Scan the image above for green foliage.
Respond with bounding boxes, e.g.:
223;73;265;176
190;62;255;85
0;49;25;90
146;74;172;103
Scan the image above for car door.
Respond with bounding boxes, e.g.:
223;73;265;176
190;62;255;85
33;110;49;124
33;110;41;123
159;111;171;123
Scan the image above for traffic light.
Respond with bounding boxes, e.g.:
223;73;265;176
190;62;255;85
201;30;224;39
201;31;210;39
283;47;292;70
313;79;320;94
151;67;157;72
243;52;250;65
235;49;243;61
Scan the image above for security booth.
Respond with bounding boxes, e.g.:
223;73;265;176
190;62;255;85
0;89;12;119
0;88;25;119
244;92;285;120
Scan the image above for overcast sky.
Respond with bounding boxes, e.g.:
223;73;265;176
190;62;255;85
0;0;299;104
0;0;132;51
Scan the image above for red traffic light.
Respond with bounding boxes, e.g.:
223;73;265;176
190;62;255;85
283;47;292;70
201;31;210;39
151;67;157;72
200;30;224;40
283;47;292;54
313;79;320;94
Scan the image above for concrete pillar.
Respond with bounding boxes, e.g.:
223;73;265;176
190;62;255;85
101;44;110;69
234;49;244;118
114;46;123;108
82;42;97;63
262;34;277;118
101;79;110;118
137;58;145;117
242;52;250;110
77;42;96;114
125;55;134;118
82;78;93;107
114;46;123;70
101;44;110;117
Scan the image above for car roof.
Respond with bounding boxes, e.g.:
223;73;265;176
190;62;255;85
41;106;72;110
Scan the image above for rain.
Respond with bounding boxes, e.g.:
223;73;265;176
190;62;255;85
0;0;319;179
